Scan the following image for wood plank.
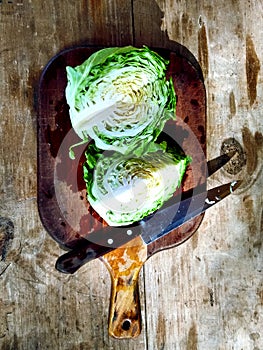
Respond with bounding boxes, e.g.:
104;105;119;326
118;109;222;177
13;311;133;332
0;1;147;349
134;0;263;349
0;0;262;349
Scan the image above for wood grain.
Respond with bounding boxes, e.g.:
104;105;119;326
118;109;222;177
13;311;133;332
0;0;262;349
102;236;147;339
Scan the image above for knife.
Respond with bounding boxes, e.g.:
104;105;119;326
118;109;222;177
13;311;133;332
56;172;241;274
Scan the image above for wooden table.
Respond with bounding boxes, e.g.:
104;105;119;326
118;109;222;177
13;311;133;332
0;1;262;349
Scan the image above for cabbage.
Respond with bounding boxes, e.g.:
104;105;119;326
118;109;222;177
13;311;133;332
83;141;191;226
66;46;190;227
65;46;176;157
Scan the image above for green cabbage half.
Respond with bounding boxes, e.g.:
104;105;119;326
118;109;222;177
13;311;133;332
83;141;191;226
65;46;176;157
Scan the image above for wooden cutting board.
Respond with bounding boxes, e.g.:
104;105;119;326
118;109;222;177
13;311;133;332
37;44;206;338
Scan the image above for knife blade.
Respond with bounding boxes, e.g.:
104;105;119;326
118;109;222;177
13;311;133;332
55;180;241;274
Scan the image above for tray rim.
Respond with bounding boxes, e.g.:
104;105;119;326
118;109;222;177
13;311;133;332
37;43;207;254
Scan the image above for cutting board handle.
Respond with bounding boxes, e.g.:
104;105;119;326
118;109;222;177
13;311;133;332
101;236;147;338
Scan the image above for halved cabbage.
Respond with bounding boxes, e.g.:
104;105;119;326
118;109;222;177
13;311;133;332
65;46;176;157
83;141;191;226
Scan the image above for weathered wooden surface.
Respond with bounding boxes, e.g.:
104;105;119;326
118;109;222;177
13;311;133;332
0;0;262;349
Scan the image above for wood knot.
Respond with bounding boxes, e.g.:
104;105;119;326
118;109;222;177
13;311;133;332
220;138;246;175
0;217;14;261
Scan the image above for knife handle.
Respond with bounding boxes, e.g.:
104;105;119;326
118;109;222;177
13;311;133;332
55;224;141;274
102;236;147;338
